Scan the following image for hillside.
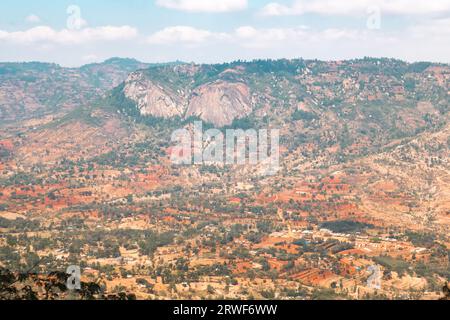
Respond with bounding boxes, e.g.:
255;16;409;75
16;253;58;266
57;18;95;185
109;58;449;162
0;58;159;122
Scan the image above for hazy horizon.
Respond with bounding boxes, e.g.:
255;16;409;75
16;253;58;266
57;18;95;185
1;55;449;69
1;0;450;67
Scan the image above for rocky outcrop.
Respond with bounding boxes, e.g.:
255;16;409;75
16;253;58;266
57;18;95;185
123;72;253;126
123;72;185;118
186;81;252;127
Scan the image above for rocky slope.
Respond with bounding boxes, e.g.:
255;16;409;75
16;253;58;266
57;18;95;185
122;66;253;126
186;80;252;127
124;72;185;118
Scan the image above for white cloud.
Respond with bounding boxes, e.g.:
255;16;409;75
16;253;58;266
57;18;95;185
25;14;41;23
0;26;138;45
144;24;367;51
156;0;248;13
233;25;362;48
260;0;450;16
147;25;312;47
234;26;307;48
147;26;228;44
409;18;450;38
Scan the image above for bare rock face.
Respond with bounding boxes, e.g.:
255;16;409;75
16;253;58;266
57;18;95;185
123;71;253;127
123;72;185;118
186;81;252;127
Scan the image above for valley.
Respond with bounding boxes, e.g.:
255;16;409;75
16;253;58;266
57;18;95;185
0;58;449;300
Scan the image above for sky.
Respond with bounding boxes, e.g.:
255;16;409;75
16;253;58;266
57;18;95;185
0;0;449;66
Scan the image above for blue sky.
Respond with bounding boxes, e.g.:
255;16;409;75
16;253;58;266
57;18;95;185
0;0;449;66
